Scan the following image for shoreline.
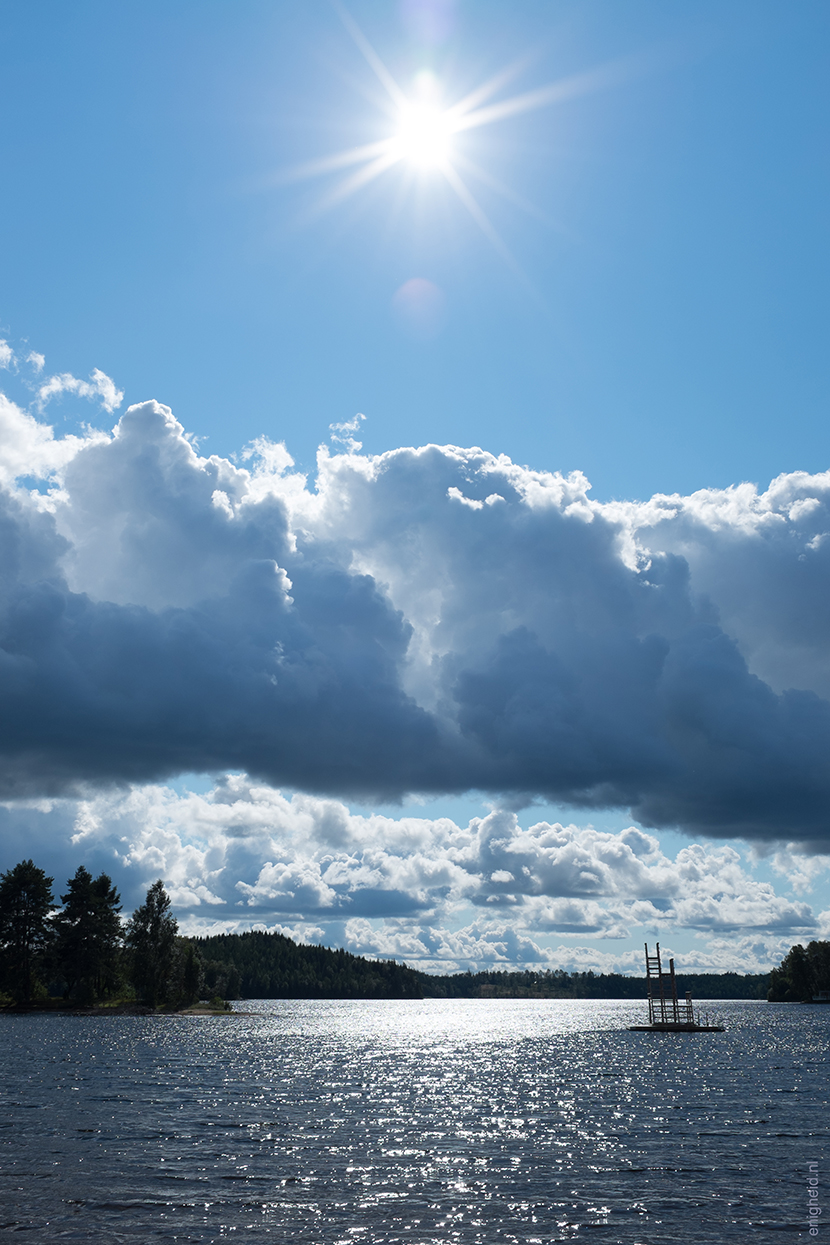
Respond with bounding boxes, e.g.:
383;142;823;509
0;1002;237;1016
0;995;783;1016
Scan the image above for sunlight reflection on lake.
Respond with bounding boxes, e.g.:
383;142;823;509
0;999;826;1243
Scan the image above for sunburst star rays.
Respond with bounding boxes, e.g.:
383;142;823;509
276;4;638;280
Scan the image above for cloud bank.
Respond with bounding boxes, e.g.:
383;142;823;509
3;390;830;846
2;776;825;973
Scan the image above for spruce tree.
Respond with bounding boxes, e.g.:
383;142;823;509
0;860;54;1003
126;880;178;1007
54;867;122;1005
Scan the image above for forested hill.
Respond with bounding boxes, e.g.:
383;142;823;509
193;931;423;999
193;931;770;1000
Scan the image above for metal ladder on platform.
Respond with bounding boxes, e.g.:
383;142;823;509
645;943;693;1025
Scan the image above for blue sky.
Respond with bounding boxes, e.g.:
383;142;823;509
3;0;828;497
0;1;829;975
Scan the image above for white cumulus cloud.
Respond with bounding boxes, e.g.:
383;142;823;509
1;388;830;853
0;775;822;972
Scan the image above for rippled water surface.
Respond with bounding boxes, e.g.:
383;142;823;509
0;999;826;1243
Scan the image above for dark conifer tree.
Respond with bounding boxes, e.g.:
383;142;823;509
54;867;122;1004
225;964;241;1000
182;942;202;1004
780;943;813;1001
126;880;178;1007
0;860;54;1003
769;939;830;1002
806;939;830;994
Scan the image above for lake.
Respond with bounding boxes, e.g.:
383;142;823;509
0;999;826;1243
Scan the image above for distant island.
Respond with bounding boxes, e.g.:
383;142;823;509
1;860;826;1009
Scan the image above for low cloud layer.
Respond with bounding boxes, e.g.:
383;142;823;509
3;389;830;846
1;777;825;973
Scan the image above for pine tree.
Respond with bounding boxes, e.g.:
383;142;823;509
54;867;122;1005
126;880;178;1008
0;860;54;1003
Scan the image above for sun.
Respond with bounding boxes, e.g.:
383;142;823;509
281;4;623;269
393;100;453;169
390;69;453;170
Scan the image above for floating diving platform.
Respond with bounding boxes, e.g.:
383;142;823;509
628;943;725;1032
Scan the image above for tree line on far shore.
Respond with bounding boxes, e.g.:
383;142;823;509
188;934;773;1000
415;967;771;999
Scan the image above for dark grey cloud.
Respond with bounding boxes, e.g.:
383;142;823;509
3;398;830;844
0;540;446;799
